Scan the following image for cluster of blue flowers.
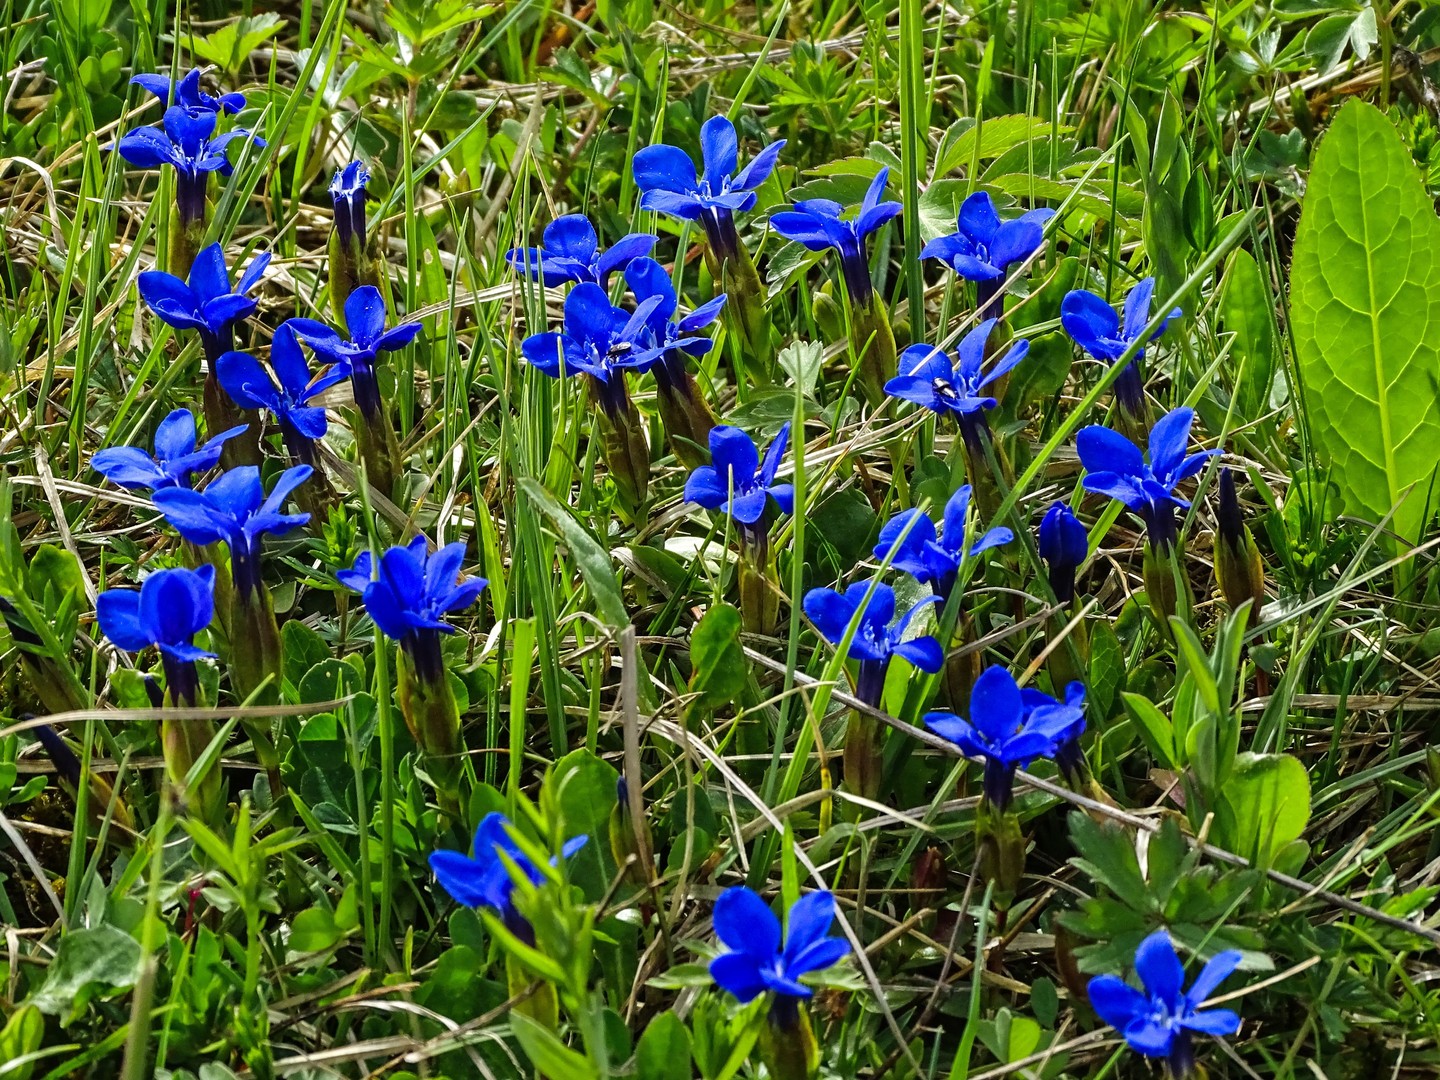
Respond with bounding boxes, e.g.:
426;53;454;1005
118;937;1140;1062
79;67;1251;1077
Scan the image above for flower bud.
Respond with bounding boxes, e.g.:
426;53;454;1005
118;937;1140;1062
703;233;775;380
849;295;897;406
976;797;1025;907
591;379;651;515
654;357;717;470
760;997;821;1080
842;710;883;802
812;282;845;342
226;584;285;793
1213;468;1265;626
327;162;389;313
395;637;463;817
1143;541;1192;644
738;544;782;636
1038;502;1088;604
608;777;653;890
32;722;135;840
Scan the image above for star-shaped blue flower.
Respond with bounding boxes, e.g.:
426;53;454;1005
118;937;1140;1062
684;424;793;530
709;887;850;1005
506;213;657;289
1061;277;1182;417
770;168;902;307
874;484;1012;601
925;665;1085;811
137;242;270;358
91;408;245;492
519;282;659;417
922;191;1052;315
429;811;588;944
96;565;216;704
151;465;312;599
884;318;1029;431
632;115;785;258
130;68;245;117
338;536;487;683
623;257;727;383
217;323;348;465
115;106;265;223
288;287;422;421
1076;407;1218;552
96;565;216;663
1038;502;1088;603
1088;930;1242;1078
803;580;943;705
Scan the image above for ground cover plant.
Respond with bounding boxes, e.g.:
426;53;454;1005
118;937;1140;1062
4;0;1440;1077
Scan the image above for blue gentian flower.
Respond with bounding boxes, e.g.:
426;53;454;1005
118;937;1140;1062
1076;407;1218;552
217;324;348;466
1061;277;1182;417
632;115;785;259
921;191;1053;315
137;242;270;359
921;191;1053;283
1038;502;1088;603
338;536;486;684
709;887;850;1021
624;257;727;387
684;424;793;536
925;665;1084;811
288;286;422;421
519;282;659;418
115;106;265;224
1029;680;1087;780
330;161;370;251
874;485;1012;602
1088;930;1242;1078
91;408;244;491
131;68;245;117
803;580;943;705
770;168;902;307
151;465;312;599
96;565;216;705
884;318;1029;451
429;811;588;945
507;213;657;289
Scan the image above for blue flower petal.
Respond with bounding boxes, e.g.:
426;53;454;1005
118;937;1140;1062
700;115;738;189
632;144;698;195
709;952;768;1003
713;885;780;957
968;665;1024;744
1135;930;1186;1006
1076;424;1144;479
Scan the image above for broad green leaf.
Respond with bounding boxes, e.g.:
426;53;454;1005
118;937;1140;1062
1213;752;1311;865
1290;100;1440;546
28;926;141;1024
511;1012;599;1080
636;1010;692;1080
517;478;629;628
287;907;344;955
688;604;745;712
934;114;1060;175
1220;248;1277;419
282;620;331;687
185;13;284;75
550;747;619;843
1122;691;1177;769
0;1004;43;1080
